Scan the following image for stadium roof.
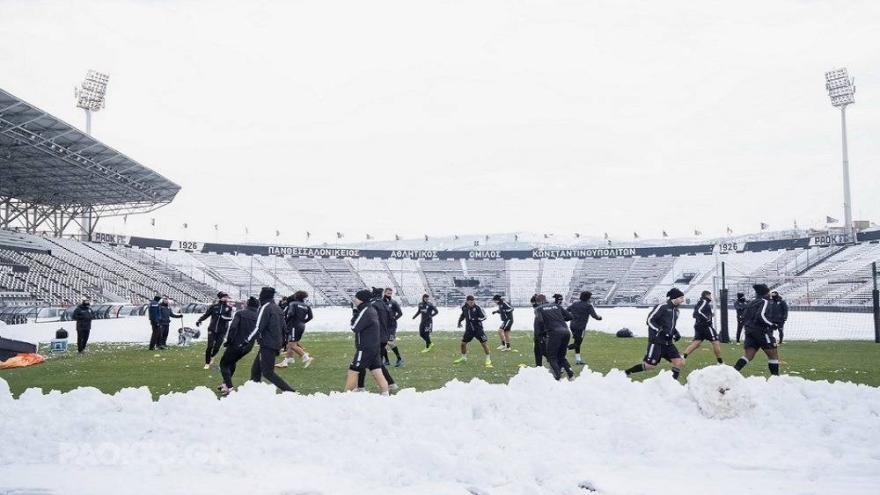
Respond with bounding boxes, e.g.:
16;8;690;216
0;88;180;213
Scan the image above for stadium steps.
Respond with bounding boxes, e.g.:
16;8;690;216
794;245;849;276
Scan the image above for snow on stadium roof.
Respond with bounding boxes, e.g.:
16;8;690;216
0;88;180;212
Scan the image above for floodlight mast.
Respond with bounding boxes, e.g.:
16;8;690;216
825;68;856;243
75;70;109;135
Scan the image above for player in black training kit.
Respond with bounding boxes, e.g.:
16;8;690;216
382;288;405;367
769;290;789;344
530;293;545;366
734;284;781;376
345;289;390;394
625;288;687;381
412;294;438;352
534;294;575;380
196;291;234;369
454;295;493;368
277;290;314;368
492;295;514;351
682;290;724;364
566;291;602;366
217;296;259;396
734;292;748;343
355;288;398;391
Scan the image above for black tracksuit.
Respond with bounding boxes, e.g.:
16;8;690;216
535;303;574;380
643;301;682;366
197;302;234;364
219;306;257;388
737;295;780;375
147;299;161;349
532;301;545;366
156;303;182;348
769;297;789;343
72;303;94;353
357;298;396;388
248;299;295;392
741;297;776;349
566;301;601;354
413;301;439;347
285;300;314;342
383;296;403;337
349;302;382;371
734;297;748;342
692;297;718;341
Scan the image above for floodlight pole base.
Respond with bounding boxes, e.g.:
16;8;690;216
84;109;92;136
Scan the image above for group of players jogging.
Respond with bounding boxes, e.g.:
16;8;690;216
192;281;788;395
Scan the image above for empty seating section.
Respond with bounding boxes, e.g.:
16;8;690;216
568;258;631;304
507;259;540;306
3;229;880;307
540;259;579;301
421;259;467;306
386;259;427;305
463;259;508;302
771;243;880;305
611;257;675;304
289;257;350;305
351;258;397;299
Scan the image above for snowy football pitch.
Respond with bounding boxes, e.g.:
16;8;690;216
2;331;880;495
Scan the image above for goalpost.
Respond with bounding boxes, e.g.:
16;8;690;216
715;261;880;342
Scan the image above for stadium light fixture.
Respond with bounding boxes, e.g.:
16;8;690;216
824;67;856;242
75;69;110;135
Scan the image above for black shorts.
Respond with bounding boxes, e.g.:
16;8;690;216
292;324;305;342
570;325;586;339
462;323;488;344
693;324;718;342
643;341;681;365
499;319;513;331
419;320;433;333
744;329;777;350
349;347;381;372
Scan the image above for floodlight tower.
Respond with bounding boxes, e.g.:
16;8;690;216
75;70;109;135
825;68;856;242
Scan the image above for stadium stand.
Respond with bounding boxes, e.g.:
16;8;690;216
3;227;880;310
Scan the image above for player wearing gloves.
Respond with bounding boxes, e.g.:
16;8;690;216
682;290;724;364
624;288;687;381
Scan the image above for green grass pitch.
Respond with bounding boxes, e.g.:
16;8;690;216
2;331;877;399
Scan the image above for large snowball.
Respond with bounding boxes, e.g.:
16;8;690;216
686;365;754;419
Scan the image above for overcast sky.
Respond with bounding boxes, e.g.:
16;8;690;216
1;0;878;245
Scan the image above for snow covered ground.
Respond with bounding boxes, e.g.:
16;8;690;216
1;306;875;345
1;366;879;495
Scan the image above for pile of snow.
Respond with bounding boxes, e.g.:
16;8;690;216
686;365;754;419
1;366;879;494
1;306;873;345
